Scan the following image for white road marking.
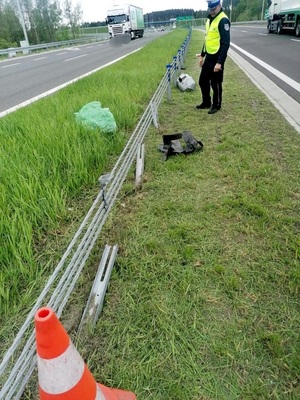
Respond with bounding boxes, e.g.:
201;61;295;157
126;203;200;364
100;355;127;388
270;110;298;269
229;47;300;133
231;42;300;93
1;63;20;68
0;47;142;118
233;25;266;29
64;54;87;62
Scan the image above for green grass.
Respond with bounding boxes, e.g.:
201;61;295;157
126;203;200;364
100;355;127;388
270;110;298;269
2;29;300;399
76;32;300;399
80;26;108;35
0;29;189;320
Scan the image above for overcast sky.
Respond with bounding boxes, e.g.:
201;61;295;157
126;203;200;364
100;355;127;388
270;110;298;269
78;0;209;22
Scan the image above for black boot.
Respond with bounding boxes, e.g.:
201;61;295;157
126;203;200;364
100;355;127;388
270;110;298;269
208;105;221;114
196;102;211;110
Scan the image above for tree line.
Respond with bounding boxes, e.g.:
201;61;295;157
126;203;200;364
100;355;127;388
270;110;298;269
145;1;266;24
0;0;267;49
0;0;82;48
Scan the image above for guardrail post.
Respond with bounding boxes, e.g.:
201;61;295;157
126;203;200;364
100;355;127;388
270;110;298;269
150;100;159;128
166;64;172;101
181;45;186;69
8;48;17;58
181;45;185;60
177;49;182;70
135;143;145;190
173;56;177;86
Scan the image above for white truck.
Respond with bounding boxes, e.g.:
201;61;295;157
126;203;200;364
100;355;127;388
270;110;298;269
267;0;300;36
106;4;144;39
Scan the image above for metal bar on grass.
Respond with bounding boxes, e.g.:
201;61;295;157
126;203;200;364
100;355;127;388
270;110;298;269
135;143;145;190
77;244;119;334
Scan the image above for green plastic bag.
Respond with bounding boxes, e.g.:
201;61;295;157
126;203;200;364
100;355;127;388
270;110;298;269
75;101;117;133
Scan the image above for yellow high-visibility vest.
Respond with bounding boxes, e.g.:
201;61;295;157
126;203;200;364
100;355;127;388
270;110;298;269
205;11;228;54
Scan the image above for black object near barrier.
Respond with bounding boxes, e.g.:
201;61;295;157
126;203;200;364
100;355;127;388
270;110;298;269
158;131;204;161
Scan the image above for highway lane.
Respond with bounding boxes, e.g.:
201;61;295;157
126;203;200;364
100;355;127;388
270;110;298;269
1;27;299;116
231;24;300;103
0;32;166;114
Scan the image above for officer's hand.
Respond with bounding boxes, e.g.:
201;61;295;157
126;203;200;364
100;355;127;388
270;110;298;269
199;56;205;67
214;63;222;72
196;54;204;67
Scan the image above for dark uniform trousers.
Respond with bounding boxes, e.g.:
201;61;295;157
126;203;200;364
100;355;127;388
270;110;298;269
199;56;224;108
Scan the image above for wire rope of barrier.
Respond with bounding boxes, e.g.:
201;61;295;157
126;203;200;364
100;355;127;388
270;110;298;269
0;29;191;399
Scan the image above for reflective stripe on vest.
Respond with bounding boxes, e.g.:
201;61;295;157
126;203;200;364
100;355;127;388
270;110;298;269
205;11;228;54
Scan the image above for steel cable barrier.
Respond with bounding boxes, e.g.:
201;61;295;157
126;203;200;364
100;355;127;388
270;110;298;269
0;29;191;399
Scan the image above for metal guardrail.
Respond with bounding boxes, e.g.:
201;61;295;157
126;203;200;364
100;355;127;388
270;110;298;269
0;34;109;58
0;29;192;399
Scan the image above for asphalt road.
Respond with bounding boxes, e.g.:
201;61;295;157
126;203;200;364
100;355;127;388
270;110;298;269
230;24;300;103
0;32;166;115
0;26;299;117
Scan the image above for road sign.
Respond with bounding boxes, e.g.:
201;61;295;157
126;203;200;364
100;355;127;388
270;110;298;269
176;16;193;21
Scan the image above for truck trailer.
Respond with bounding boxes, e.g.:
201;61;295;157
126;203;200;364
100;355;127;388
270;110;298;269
267;0;300;36
107;4;144;39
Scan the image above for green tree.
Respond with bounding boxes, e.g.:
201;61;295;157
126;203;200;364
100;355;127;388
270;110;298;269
0;2;22;45
64;0;83;39
22;0;39;44
233;0;262;21
32;0;61;42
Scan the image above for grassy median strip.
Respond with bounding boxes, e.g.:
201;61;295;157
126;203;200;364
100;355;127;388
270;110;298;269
0;29;188;326
77;31;300;399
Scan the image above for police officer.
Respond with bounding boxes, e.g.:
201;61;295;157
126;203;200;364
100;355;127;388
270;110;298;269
196;0;230;114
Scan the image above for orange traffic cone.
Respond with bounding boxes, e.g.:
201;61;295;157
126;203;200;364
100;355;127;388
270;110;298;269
34;307;136;400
